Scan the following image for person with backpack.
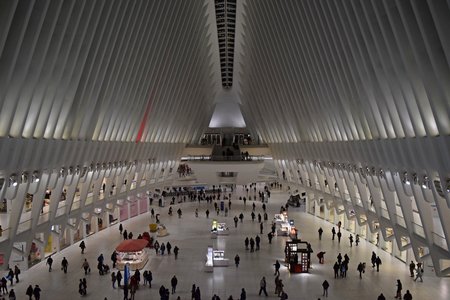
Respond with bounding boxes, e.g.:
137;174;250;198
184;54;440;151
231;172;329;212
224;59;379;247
79;240;86;254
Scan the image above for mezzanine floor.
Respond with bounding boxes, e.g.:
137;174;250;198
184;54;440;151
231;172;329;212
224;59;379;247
8;188;450;300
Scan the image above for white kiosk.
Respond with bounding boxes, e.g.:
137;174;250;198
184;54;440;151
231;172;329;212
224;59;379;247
204;245;229;272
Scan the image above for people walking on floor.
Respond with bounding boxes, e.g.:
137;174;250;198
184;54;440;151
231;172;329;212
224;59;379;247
331;227;336;240
111;272;117;288
191;284;196;300
268;232;273;244
46;255;53;272
377;293;386;300
403;290;413;300
79;240;86;254
333;262;339;278
274;260;281;276
255;235;260;251
26;285;33;300
154;241;160;255
82;259;90;275
1;277;7;294
7;268;13;286
174;246;179;259
317;251;325;264
167;242;172;255
251;211;255;222
409;261;416;277
119;223;123;235
234;216;238;227
61;257;68;273
33;285;41;300
160;243;166;255
206;209;210;218
260;222;264;234
357;262;365;279
250;238;255;252
355;234;360;246
111;250;118;268
245;237;249;250
395;279;402;299
337;231;342;243
147;270;153;288
195;286;201;300
322;280;329;297
414;267;423;282
240;288;247;300
116;270;122;287
371;251;377;268
171;275;178;294
235;254;240;267
375;256;382;272
13;265;20;283
318;227;323;240
349;234;353;247
274;276;283;296
259;276;268;296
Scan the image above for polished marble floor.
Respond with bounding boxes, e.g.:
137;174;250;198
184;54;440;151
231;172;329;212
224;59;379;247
8;187;450;300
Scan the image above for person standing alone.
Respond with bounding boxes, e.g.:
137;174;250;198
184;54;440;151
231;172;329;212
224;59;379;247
259;277;268;296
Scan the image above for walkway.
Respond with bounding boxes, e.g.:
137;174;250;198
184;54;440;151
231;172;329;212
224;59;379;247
8;187;450;299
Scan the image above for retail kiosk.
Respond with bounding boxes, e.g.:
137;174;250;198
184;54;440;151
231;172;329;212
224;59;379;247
285;240;311;273
204;245;229;272
211;220;229;238
115;239;149;270
273;212;296;237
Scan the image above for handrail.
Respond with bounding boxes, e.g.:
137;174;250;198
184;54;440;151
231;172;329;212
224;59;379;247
181;154;266;161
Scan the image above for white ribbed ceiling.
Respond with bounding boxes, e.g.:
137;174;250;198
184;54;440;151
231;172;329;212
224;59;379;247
0;0;449;146
239;0;450;143
0;0;216;144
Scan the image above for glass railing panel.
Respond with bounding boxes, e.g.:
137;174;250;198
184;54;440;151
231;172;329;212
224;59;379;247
395;214;406;227
71;200;81;211
85;196;93;206
38;212;50;224
432;232;448;250
412;222;425;237
56;205;66;217
17;219;31;234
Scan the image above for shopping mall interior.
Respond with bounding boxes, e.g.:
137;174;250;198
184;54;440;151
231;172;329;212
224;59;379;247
0;0;449;299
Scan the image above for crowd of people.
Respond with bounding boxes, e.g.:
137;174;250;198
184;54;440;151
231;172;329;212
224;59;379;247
2;182;429;300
